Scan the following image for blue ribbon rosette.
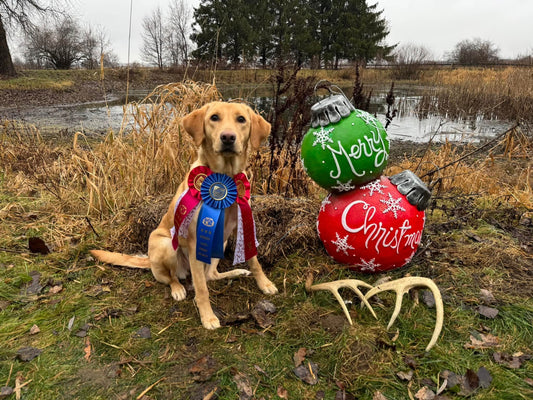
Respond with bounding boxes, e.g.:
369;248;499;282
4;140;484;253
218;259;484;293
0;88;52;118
196;173;238;263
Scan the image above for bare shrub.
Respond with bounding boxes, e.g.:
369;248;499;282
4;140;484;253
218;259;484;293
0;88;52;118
391;43;432;80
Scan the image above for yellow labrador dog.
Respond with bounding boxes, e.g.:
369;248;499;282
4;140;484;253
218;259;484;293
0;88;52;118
91;102;278;329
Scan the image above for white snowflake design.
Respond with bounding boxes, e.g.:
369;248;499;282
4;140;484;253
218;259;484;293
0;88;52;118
312;126;334;149
331;179;356;192
357;258;381;272
354;109;382;134
331;232;355;256
380;192;406;219
361;179;387;196
320;194;332;212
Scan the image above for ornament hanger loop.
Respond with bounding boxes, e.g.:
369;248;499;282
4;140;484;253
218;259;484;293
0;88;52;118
313;80;347;98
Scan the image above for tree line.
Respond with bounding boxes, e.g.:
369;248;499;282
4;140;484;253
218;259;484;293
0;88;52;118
189;0;392;69
0;0;531;76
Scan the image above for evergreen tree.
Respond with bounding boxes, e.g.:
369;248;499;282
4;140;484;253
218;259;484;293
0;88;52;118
190;0;392;68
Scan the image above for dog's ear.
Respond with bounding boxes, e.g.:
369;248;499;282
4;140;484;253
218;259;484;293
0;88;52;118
250;111;271;150
182;106;207;146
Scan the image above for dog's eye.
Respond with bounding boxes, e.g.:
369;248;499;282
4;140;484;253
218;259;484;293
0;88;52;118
210;114;219;122
237;116;246;123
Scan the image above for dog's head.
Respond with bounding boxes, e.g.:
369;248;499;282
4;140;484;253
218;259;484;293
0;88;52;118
182;102;270;160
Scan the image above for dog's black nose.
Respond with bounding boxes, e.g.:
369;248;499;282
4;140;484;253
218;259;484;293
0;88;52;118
221;132;236;145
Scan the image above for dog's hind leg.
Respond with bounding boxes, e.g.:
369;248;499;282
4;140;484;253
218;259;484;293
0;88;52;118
148;230;187;301
247;256;278;295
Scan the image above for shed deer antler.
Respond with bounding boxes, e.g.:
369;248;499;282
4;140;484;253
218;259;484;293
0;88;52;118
364;277;444;351
310;279;377;325
310;277;444;351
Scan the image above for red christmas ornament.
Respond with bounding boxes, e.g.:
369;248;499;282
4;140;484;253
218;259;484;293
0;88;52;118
317;172;429;273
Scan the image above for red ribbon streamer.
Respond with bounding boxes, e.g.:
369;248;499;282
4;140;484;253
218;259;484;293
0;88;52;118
234;172;257;261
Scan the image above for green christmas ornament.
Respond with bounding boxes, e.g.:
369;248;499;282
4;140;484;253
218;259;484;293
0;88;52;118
301;94;390;191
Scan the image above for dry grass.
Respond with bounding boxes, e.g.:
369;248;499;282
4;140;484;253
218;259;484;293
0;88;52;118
1;78;533;399
386;125;533;210
417;67;533;122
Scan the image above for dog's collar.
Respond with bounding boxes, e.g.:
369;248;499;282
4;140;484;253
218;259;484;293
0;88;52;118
171;166;257;264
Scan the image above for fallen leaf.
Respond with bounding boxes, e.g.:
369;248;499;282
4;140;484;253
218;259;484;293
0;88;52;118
464;333;500;349
21;271;42;295
76;323;91;338
29;324;40;335
233;371;253;400
525;377;533;387
67;316;76;331
17;347;42;362
458;369;479;396
316;390;325;399
49;285;63;294
465;369;479;389
293;360;319;385
477;367;492;389
403;355;418;369
28;237;50;255
493;352;531;369
277;386;288;399
441;370;462;390
372;391;389;400
84;337;92;362
0;386;13;398
133;326;151;339
479;289;496;304
414;386;435;400
335;390;356;400
477;305;499;319
421;290;436;308
0;300;10;311
189;355;217;382
251;300;277;329
397;370;413;381
294;347;307;367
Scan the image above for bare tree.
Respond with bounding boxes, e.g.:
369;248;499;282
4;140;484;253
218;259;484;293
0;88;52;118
80;25;118;69
25;15;82;69
141;6;165;69
449;38;500;65
166;0;191;66
392;43;433;80
0;0;65;75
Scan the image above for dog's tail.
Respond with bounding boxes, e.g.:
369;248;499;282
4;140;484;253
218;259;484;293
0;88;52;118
90;250;151;269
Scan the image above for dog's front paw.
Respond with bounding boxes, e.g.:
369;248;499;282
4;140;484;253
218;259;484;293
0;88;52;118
201;314;221;330
170;282;187;301
259;279;278;295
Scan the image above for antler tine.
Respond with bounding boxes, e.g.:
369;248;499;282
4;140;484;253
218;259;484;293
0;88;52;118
310;279;378;325
364;277;444;352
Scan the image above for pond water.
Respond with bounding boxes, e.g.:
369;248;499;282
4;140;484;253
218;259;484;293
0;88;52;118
0;85;513;143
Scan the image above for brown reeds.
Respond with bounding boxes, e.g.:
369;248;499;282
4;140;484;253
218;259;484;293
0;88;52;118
75;81;220;216
418;67;533;123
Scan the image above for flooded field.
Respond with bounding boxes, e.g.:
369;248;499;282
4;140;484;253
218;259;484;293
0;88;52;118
0;84;514;142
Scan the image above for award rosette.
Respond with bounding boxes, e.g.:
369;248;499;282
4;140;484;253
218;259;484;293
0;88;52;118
171;166;259;265
196;173;237;263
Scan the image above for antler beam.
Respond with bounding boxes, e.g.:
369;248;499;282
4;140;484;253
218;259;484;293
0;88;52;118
364;277;444;351
310;279;377;325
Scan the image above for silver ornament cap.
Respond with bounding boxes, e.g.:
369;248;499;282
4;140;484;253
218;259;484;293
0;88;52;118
389;170;431;211
310;94;355;128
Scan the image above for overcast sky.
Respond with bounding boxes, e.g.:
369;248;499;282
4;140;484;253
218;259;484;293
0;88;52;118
37;0;533;64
